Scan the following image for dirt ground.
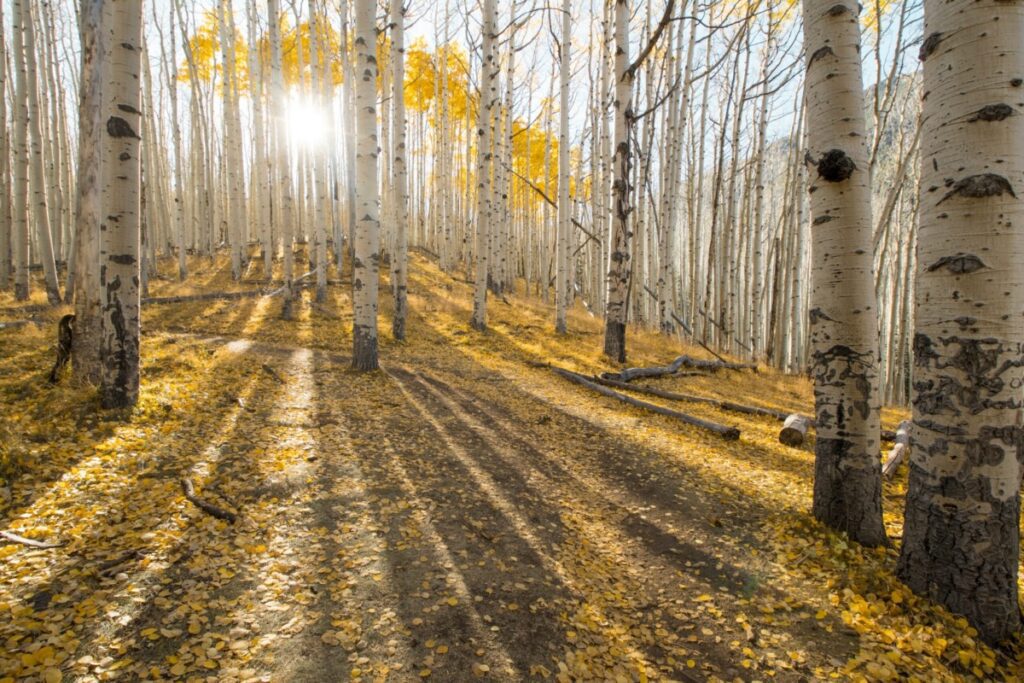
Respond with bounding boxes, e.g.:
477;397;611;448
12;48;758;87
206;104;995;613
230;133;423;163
1;252;1021;682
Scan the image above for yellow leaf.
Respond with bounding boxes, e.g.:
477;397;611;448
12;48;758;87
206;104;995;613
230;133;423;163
169;663;186;676
419;669;432;678
446;597;458;606
43;669;62;683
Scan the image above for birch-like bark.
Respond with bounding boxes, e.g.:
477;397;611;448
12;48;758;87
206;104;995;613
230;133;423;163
11;0;31;301
391;0;410;340
603;0;632;362
897;0;1024;643
72;0;105;384
99;0;143;409
352;0;380;369
554;0;571;334
801;0;885;546
22;0;60;303
0;3;8;290
470;0;497;331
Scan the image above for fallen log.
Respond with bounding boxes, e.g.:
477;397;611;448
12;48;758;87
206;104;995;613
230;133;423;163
142;290;266;306
552;367;740;440
594;375;789;421
883;420;912;478
778;413;900;447
181;478;237;523
0;320;37;331
0;530;66;549
779;414;813;447
601;354;757;382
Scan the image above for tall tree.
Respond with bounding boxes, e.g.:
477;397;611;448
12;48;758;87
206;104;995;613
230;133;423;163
897;0;1024;644
800;0;886;546
352;0;380;370
554;0;571;334
99;0;144;408
21;0;61;303
72;0;105;385
0;3;10;291
470;0;497;331
10;0;31;301
391;0;410;340
602;0;632;361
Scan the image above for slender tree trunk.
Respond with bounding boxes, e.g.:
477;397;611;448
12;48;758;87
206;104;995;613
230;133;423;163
11;0;31;301
352;0;380;370
22;0;60;304
470;0;497;331
897;0;1024;644
555;0;571;334
99;0;143;409
72;0;105;385
391;1;409;340
801;0;885;546
0;3;9;291
603;0;632;362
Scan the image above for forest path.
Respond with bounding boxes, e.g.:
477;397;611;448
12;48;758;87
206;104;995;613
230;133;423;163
2;253;1015;682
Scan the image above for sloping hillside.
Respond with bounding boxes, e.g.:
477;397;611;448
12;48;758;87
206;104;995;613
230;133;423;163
0;252;1019;682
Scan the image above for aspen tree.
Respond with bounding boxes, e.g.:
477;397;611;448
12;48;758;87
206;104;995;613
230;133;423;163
99;0;143;409
22;0;61;304
391;0;410;341
554;0;571;335
217;0;246;280
470;0;497;331
11;0;32;301
800;0;885;546
352;0;380;370
602;0;632;362
71;0;105;384
0;3;11;290
897;0;1024;643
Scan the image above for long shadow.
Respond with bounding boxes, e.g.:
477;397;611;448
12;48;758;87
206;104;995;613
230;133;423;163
0;335;284;680
396;321;861;670
309;354;578;680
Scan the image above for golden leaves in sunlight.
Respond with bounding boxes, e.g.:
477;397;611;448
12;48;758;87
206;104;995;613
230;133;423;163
1;251;1023;681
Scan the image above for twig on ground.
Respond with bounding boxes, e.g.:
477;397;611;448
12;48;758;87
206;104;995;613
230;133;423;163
181;478;237;523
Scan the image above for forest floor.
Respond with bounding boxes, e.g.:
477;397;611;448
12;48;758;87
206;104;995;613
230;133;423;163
1;249;1022;683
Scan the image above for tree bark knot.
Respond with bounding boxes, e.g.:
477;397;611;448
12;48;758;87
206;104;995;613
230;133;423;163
106;116;140;140
938;174;1016;204
809;46;835;67
919;32;944;61
968;103;1015;123
814;149;856;183
926;253;987;275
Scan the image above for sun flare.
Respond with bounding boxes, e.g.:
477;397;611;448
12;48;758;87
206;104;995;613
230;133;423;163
286;98;327;150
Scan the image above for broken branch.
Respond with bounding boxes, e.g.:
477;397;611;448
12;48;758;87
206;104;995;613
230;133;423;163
180;478;237;523
0;530;66;549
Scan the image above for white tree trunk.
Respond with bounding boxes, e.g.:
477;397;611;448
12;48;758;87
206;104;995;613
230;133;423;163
11;0;30;301
391;0;410;340
99;0;143;408
21;0;60;304
603;0;632;362
72;0;105;385
554;0;571;334
897;0;1024;644
470;0;497;331
800;0;885;547
352;0;380;370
